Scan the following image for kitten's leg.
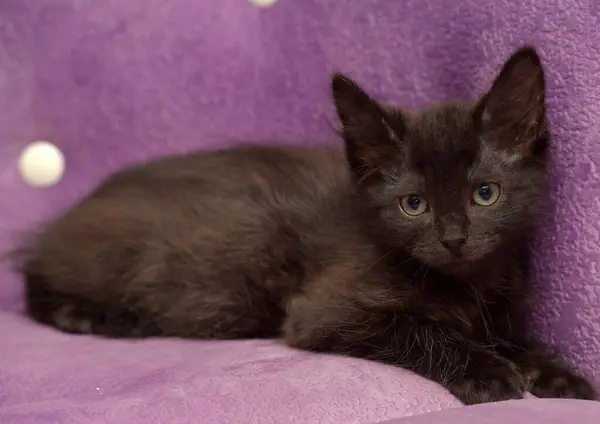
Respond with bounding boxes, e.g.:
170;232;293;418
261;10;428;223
283;292;526;405
496;341;597;400
487;289;597;400
25;273;159;338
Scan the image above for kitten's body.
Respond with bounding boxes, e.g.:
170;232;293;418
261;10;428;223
17;47;596;404
26;146;357;338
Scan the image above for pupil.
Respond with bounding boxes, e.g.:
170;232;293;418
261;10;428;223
408;196;421;210
479;185;492;200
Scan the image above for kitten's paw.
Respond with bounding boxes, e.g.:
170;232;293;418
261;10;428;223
529;361;597;400
450;352;525;405
50;302;156;338
52;304;93;334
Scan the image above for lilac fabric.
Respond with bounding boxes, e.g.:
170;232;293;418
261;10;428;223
376;399;600;424
0;312;462;423
0;0;599;423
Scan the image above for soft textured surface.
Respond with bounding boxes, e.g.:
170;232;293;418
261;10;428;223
0;0;599;423
0;311;462;423
376;399;600;424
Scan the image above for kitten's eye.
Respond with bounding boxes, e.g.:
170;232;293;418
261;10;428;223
473;183;501;206
399;194;429;216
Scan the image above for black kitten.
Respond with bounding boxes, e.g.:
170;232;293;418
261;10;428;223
15;46;596;404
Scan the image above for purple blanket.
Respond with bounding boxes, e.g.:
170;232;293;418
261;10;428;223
1;1;598;423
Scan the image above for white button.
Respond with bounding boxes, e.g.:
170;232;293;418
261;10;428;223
19;141;65;188
249;0;278;8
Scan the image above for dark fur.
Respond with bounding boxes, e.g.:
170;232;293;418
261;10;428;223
15;47;596;404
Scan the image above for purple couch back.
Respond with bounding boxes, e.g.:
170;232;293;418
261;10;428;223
1;0;598;385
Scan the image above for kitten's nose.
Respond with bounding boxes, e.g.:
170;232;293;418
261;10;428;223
437;216;468;254
441;236;467;252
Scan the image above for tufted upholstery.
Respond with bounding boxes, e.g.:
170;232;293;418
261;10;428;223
0;1;598;422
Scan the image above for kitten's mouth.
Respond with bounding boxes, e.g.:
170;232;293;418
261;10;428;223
432;249;496;278
413;242;494;273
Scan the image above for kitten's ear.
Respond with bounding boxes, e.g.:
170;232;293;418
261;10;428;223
332;73;404;182
476;46;549;156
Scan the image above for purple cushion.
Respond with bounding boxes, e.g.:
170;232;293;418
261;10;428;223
0;311;461;423
0;1;598;423
376;399;600;424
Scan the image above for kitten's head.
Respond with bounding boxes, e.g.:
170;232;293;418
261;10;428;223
333;46;549;271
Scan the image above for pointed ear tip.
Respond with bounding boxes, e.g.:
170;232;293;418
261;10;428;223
331;72;353;89
331;73;366;101
511;45;543;67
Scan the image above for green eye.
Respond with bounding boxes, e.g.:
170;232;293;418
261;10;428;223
473;183;501;206
399;194;429;216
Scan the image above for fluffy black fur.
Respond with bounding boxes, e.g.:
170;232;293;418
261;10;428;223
15;46;596;404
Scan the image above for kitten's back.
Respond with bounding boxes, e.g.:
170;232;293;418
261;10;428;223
19;146;352;338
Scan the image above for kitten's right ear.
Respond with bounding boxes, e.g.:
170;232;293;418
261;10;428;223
475;46;548;157
332;73;404;183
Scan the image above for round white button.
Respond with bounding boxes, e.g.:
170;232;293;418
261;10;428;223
19;141;65;188
249;0;278;8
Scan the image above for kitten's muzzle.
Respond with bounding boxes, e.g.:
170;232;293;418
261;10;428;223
440;236;467;254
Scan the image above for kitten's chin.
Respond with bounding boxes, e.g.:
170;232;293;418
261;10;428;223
429;248;501;278
436;259;481;278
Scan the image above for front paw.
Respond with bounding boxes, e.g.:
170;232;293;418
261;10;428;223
529;360;597;400
450;351;525;405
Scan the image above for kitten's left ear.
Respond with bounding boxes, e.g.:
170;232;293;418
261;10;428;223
476;46;549;156
332;73;405;183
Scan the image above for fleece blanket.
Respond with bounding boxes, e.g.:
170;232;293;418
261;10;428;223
0;0;598;423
